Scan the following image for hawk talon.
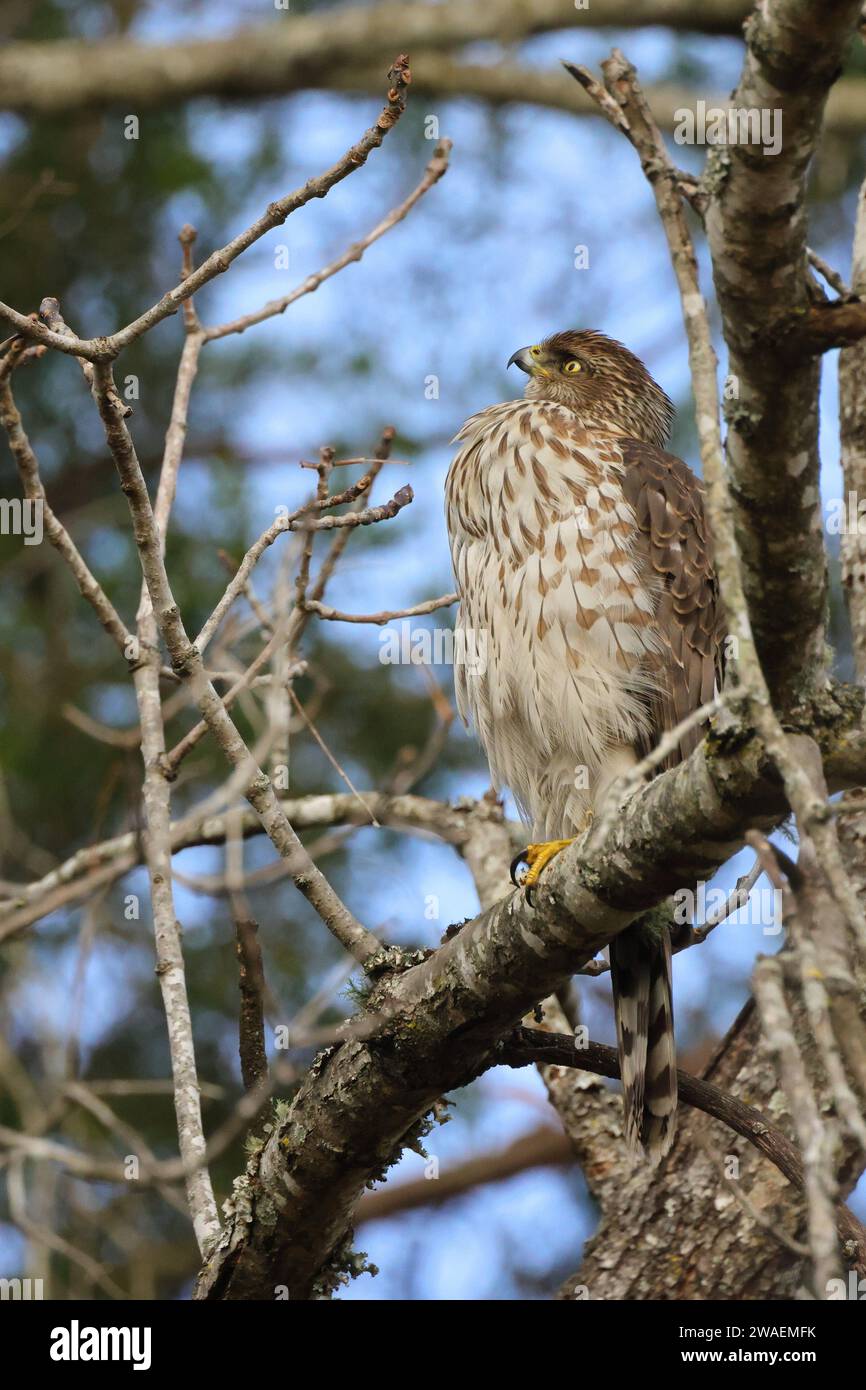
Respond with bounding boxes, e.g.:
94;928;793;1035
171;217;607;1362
511;838;577;901
509;850;529;887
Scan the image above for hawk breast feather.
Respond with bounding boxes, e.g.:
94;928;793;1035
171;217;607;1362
445;399;724;829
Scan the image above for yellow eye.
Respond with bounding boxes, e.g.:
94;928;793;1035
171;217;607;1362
530;345;542;357
563;359;582;374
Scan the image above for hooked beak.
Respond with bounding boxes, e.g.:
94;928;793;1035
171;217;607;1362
507;345;549;377
507;346;535;375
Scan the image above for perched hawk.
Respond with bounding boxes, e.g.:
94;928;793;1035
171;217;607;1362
445;330;724;1161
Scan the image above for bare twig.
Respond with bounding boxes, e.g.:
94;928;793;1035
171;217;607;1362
92;359;381;965
234;917;269;1096
288;687;381;827
304;592;458;625
808;247;852;300
165;430;398;773
206;139;452;341
0;378;135;658
0;57;414;360
194;483;413;656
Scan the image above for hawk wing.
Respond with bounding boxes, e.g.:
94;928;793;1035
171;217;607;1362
614;439;724;1163
619;437;725;769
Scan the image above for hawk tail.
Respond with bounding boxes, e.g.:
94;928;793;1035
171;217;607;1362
610;917;677;1164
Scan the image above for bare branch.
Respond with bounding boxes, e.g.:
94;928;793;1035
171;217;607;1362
499;1029;866;1276
303;592;458;625
206;139;452;341
234;917;269;1097
0;377;135;659
91;359;382;966
0;56;413;360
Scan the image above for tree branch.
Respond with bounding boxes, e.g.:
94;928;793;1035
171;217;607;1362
500;1029;866;1276
0;56;413;360
702;0;862;704
0;3;754;117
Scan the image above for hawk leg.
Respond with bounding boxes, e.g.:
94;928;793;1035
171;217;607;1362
510;812;593;898
510;838;576;891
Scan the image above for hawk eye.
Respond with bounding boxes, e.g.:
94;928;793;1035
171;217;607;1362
530;345;542;357
562;359;582;374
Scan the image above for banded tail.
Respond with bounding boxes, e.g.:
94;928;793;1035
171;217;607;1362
610;914;677;1163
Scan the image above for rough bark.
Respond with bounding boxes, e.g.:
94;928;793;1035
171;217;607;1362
705;0;861;704
840;176;866;680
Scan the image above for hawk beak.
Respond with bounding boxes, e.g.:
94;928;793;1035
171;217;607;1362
507;346;535;375
507;346;548;377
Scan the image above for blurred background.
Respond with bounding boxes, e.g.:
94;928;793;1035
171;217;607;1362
0;0;863;1300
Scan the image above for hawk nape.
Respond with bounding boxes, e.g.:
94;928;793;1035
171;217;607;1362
444;329;725;1163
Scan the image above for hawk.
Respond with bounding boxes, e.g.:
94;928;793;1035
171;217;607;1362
445;329;724;1162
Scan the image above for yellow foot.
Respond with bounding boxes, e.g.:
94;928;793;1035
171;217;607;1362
510;838;576;896
510;812;594;900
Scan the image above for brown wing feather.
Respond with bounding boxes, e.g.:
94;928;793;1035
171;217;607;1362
619;437;725;768
613;438;723;1163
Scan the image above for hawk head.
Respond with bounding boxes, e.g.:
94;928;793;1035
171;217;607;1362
507;329;674;449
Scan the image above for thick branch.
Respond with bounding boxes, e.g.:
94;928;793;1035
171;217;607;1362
500;1029;866;1273
839;176;866;678
0;3;754;116
703;0;861;703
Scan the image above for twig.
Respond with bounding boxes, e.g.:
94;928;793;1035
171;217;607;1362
193;482;412;656
92;358;381;966
217;548;274;636
304;592;458;625
693;1130;810;1258
165;430;398;772
288;686;381;827
206;138;452;341
0;56;414;360
0;377;135;659
807;247;852;300
61;703;141;749
62;1082;189;1219
577;854;765;976
690;855;764;944
6;1159;128;1301
178;223;201;331
234;916;269;1096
